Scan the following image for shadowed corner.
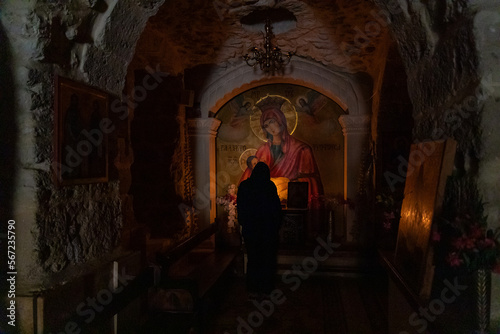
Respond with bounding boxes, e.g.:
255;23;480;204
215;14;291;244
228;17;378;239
0;21;20;334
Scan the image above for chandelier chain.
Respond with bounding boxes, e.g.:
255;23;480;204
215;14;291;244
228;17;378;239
243;18;294;74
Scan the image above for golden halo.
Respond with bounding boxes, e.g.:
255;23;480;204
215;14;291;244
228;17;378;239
249;95;298;142
239;148;258;171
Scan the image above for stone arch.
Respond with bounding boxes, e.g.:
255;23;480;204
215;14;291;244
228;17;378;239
192;59;372;241
199;58;372;118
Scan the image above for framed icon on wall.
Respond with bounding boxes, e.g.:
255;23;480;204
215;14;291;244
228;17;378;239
53;76;109;186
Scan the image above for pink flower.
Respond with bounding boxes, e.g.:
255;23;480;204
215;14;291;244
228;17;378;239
484;238;496;247
446;252;464;267
452;237;466;250
452;236;476;250
227;194;236;203
469;224;484;239
478;238;496;249
463;237;476;250
384;211;395;220
432;231;441;242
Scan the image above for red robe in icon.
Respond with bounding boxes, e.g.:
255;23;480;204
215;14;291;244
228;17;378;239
239;107;323;208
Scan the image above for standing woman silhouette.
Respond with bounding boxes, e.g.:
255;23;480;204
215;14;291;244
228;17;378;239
237;162;282;298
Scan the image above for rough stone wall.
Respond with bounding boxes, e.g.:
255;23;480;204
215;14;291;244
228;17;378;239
0;0;164;288
373;0;500;326
0;8;17;261
376;1;480;147
474;5;500;328
373;0;499;226
474;3;500;231
134;0;391;78
35;178;122;273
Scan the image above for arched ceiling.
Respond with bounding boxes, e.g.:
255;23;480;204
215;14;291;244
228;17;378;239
132;0;393;80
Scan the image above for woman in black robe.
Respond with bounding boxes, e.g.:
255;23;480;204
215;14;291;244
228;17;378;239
237;162;282;297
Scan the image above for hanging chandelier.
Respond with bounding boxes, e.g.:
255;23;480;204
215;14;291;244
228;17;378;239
243;18;294;74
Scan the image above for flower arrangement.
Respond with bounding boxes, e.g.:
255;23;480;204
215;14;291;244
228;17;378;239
217;184;237;233
435;214;500;272
375;192;403;231
434;174;500;273
320;194;355;211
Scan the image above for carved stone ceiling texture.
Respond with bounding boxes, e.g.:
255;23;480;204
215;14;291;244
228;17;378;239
133;0;391;78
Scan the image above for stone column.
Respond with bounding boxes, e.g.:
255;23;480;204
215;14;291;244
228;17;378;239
188;118;221;230
339;115;371;242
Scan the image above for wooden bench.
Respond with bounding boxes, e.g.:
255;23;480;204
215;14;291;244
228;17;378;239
47;223;239;333
154;222;240;311
54;258;156;333
143;222;240;332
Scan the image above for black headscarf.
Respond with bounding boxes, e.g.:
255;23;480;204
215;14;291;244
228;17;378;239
237;162;282;241
250;162;271;182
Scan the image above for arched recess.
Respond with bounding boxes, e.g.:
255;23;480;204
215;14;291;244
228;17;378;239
190;59;372;242
200;58;371;117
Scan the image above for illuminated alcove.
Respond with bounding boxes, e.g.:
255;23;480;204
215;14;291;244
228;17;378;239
214;84;346;242
187;59;373;244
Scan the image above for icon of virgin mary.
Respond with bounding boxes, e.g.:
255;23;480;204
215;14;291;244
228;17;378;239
239;96;324;208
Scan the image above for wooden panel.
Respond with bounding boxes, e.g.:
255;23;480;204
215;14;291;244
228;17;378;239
394;139;456;300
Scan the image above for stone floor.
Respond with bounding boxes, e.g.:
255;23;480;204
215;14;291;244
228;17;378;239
145;271;389;333
197;272;388;334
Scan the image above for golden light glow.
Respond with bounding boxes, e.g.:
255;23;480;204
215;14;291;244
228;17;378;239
271;177;290;202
